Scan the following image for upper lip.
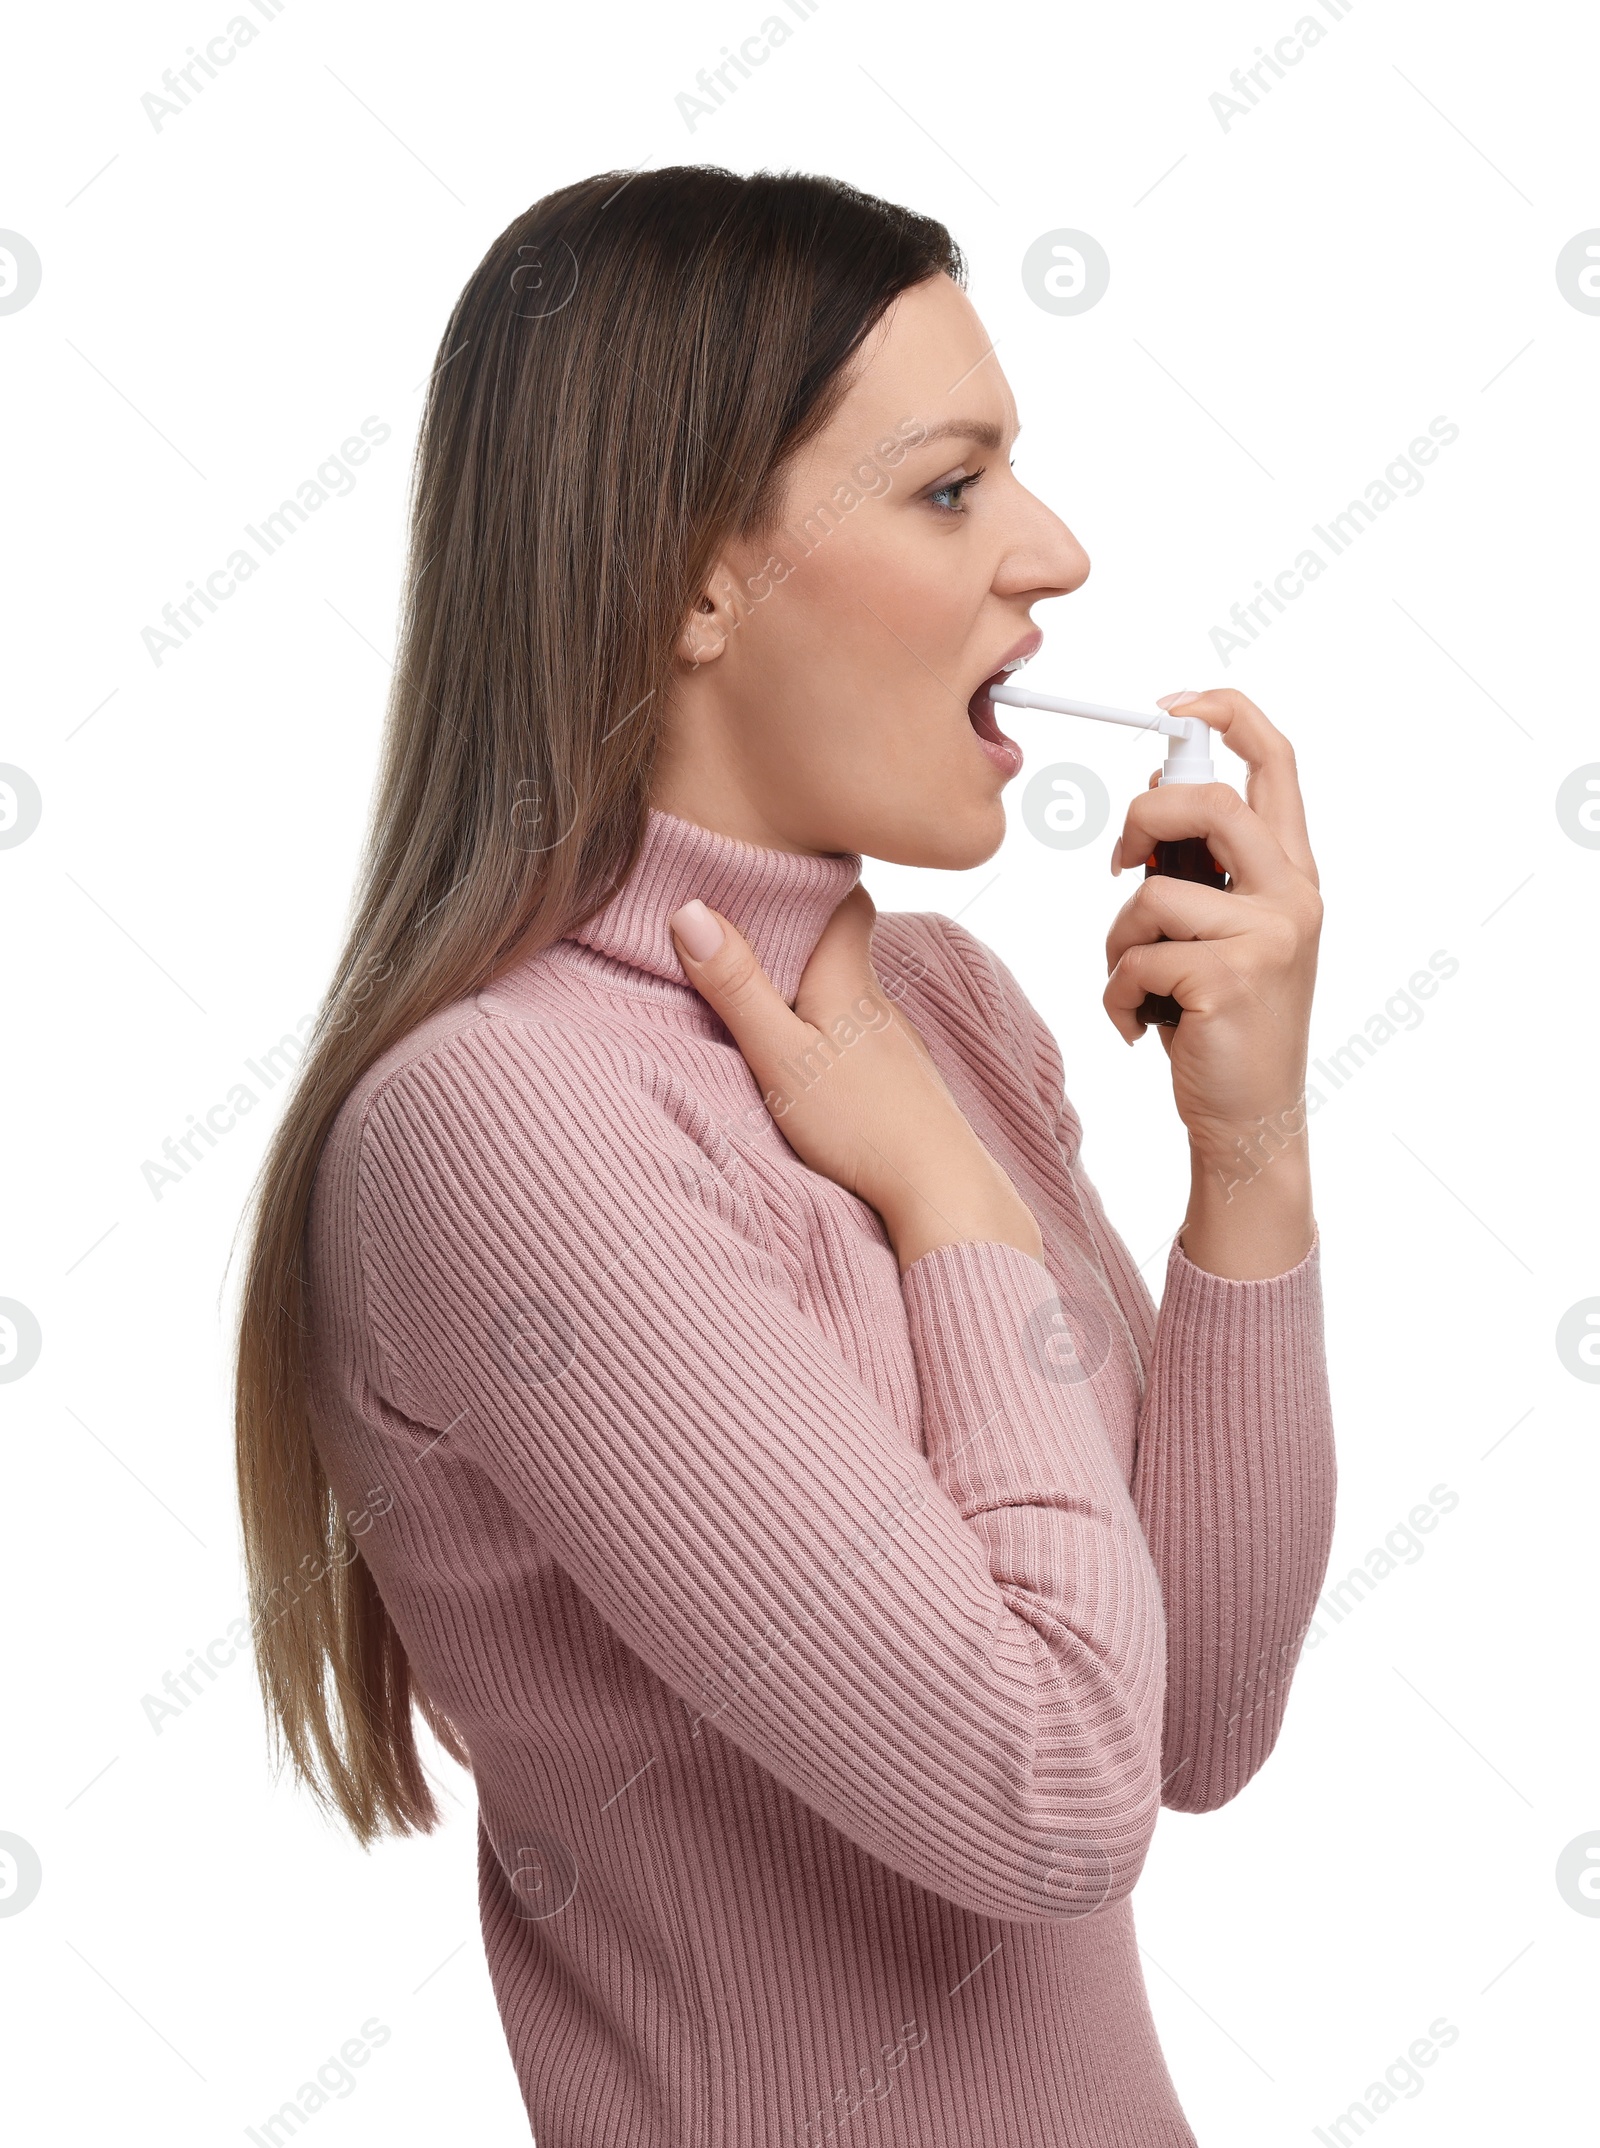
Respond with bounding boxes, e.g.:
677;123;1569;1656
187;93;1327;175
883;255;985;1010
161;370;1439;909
967;627;1044;710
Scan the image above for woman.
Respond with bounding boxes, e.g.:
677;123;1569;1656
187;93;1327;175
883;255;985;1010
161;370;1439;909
235;166;1336;2145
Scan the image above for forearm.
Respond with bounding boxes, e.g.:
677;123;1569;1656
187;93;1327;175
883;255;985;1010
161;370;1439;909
1132;1224;1336;1811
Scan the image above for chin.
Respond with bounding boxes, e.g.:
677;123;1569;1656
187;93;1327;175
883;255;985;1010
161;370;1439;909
865;790;1007;873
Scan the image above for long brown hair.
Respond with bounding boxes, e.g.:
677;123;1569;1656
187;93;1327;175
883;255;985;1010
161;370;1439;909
231;166;964;1844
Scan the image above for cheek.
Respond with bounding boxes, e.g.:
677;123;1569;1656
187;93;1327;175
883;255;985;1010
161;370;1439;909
795;518;984;674
742;536;893;683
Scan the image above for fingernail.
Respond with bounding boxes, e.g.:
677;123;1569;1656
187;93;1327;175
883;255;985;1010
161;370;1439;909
1110;835;1123;874
670;900;724;962
1155;690;1201;710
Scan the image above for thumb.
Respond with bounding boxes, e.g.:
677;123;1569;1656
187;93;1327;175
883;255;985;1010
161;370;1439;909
668;900;815;1085
791;883;879;1018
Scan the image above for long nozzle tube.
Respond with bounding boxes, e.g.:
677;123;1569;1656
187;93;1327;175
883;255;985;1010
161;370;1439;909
987;681;1215;784
987;681;1190;738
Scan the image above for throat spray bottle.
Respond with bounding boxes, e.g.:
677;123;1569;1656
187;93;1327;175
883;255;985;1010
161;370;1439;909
986;681;1227;1029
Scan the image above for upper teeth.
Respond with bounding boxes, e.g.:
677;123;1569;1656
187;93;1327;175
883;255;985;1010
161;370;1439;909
1002;657;1029;671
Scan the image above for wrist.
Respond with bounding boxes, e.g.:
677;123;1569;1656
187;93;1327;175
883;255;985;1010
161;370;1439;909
879;1169;1045;1275
1180;1133;1314;1280
1183;1093;1313;1181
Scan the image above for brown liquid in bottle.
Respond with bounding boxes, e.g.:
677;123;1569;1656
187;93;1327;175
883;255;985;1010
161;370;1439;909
1138;838;1229;1028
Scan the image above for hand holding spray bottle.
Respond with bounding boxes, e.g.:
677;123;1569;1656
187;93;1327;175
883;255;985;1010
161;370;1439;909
986;678;1226;1030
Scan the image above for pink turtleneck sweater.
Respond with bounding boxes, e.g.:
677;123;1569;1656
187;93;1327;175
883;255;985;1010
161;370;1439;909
306;806;1337;2146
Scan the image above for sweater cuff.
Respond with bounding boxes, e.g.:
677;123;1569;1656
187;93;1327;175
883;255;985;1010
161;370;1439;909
1165;1220;1320;1288
1153;1225;1325;1404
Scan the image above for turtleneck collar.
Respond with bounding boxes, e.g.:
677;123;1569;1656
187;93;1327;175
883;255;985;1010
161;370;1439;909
563;807;863;1006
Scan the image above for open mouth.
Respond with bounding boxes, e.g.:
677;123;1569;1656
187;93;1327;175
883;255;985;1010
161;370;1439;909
966;655;1031;778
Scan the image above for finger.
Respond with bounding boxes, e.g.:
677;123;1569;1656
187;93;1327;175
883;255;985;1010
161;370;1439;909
798;886;947;1084
1106;915;1292;1040
1113;781;1294;896
792;885;881;1023
1104;871;1249;972
798;880;949;1065
1155;687;1317;883
669;901;816;1089
1103;938;1228;1044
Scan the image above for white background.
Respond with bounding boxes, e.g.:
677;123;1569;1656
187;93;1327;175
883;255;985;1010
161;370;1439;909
3;0;1596;2140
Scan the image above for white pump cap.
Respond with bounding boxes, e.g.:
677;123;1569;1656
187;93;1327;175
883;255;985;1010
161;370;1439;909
1161;717;1214;785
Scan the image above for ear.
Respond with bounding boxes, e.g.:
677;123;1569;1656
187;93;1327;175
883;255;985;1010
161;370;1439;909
673;564;739;671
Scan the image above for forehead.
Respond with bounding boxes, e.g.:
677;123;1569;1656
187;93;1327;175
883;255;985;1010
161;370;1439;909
817;273;1018;444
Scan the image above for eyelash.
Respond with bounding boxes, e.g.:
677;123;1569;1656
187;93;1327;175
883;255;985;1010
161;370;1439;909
926;465;986;517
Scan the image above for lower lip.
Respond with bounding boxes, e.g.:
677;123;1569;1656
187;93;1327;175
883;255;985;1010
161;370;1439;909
975;730;1023;778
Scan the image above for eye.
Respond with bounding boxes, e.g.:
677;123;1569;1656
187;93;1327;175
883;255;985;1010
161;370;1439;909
926;465;986;517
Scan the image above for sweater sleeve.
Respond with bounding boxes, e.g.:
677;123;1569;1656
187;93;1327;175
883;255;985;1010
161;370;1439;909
348;1014;1167;1923
1071;1169;1337;1810
934;920;1339;1815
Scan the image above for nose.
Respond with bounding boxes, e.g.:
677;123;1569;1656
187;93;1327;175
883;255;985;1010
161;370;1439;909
995;486;1090;602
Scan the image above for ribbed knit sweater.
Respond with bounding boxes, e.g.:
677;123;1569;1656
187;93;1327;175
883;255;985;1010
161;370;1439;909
305;805;1338;2147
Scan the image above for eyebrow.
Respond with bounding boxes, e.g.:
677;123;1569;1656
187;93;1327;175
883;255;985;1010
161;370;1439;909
910;419;1020;453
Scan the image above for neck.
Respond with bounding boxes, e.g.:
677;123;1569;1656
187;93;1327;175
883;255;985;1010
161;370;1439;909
646;764;819;860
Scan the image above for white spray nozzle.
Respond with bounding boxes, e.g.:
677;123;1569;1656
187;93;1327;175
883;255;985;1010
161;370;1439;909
987;680;1214;785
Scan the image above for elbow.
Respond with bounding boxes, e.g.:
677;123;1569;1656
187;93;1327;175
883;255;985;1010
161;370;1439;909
1158;1639;1311;1813
1002;1681;1166;1920
950;1766;1163;1925
1162;1767;1245;1815
921;1630;1168;1922
1159;1719;1285;1814
1020;1803;1161;1921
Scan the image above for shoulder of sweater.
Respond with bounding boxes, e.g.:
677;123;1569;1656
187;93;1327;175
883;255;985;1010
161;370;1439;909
870;909;1008;1031
873;910;1061;1085
322;990;721;1191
